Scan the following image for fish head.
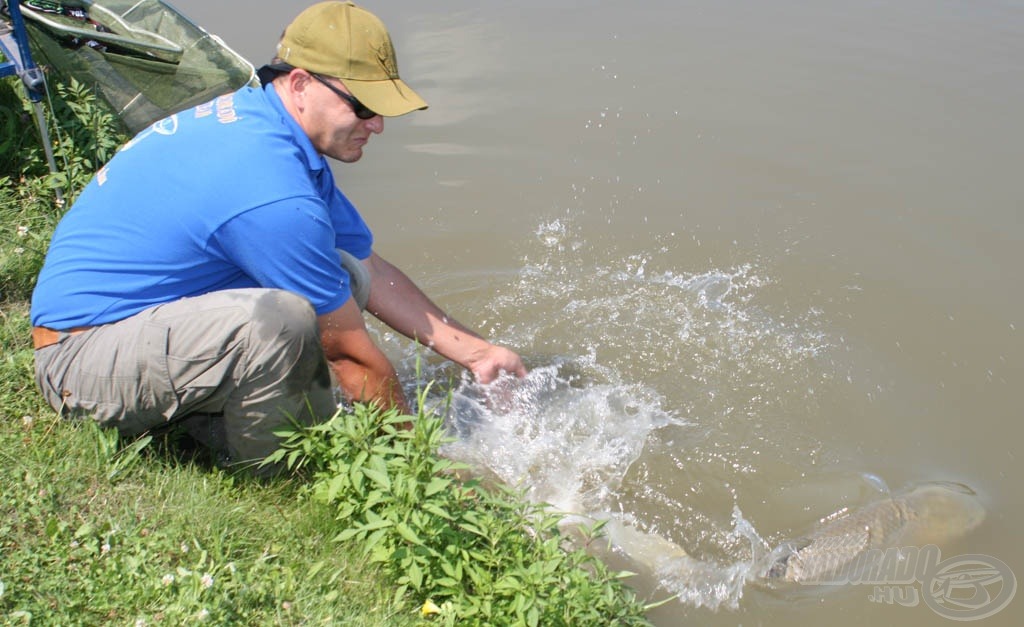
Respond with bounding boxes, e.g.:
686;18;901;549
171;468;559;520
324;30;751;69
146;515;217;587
901;481;986;546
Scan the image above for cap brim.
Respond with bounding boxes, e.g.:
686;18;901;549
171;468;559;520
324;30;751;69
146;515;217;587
342;78;427;117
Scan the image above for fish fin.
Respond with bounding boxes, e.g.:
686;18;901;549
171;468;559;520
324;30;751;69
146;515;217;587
819;505;851;525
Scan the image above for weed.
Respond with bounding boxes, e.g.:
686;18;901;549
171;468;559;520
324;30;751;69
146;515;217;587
1;75;126;301
268;388;653;626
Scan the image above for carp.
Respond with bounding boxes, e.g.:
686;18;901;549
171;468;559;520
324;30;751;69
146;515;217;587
755;481;986;585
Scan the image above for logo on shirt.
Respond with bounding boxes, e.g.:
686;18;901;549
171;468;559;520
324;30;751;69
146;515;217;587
121;115;180;152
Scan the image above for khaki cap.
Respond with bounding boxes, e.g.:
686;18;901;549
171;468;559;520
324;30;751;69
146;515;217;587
276;1;427;117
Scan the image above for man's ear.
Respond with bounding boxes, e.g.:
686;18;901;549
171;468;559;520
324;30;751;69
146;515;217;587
277;69;313;114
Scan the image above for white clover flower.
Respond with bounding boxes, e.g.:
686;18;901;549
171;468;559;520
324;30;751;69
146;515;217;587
197;608;210;620
21;415;33;428
17;225;28;237
200;573;214;589
101;542;111;555
180;542;189;553
161;574;174;586
134;619;146;627
13;247;24;255
70;540;80;549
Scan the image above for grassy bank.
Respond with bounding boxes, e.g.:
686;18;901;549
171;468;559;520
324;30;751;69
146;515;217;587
1;305;412;624
0;75;652;625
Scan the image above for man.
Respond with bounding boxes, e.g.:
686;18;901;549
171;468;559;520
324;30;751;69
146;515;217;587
29;1;526;472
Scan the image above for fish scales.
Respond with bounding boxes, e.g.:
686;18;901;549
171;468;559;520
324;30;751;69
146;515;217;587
760;482;984;585
775;498;914;582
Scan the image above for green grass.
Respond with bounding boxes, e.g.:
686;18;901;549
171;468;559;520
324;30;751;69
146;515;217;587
0;75;654;626
1;302;419;625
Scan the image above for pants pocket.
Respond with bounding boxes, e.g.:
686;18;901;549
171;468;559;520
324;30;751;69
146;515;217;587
138;321;180;426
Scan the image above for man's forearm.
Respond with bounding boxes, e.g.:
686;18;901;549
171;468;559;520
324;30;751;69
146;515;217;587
327;356;411;414
364;253;491;367
318;300;412;414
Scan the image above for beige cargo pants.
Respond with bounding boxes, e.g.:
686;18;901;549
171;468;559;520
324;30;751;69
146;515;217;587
33;288;338;474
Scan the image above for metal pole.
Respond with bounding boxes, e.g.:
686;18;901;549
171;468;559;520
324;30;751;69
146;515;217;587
4;0;63;202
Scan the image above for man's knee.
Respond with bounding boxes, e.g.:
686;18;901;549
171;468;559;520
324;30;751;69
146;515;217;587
247;290;329;386
250;290;319;347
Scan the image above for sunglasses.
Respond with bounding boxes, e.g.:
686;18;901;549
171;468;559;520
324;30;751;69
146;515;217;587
311;73;378;120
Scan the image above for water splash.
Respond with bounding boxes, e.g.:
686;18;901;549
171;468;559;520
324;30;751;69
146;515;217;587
397;216;847;611
599;506;768;611
441;362;679;514
429;364;763;611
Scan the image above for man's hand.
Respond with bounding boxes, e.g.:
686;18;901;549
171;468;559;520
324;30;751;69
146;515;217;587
468;344;527;384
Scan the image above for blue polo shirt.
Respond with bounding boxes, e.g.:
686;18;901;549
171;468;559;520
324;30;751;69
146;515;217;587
31;85;373;329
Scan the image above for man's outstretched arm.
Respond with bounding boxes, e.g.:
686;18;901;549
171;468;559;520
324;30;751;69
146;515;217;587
363;252;527;383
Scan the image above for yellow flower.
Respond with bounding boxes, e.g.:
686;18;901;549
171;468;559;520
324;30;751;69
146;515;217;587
420;599;442;617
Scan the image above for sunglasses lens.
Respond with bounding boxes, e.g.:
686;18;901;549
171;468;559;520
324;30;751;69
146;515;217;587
314;74;378;119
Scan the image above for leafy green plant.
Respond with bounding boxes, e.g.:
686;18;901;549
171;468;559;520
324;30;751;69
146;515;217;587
1;74;123;185
268;391;653;627
1;75;126;302
41;76;124;192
